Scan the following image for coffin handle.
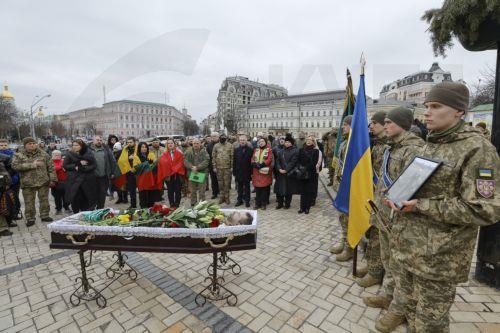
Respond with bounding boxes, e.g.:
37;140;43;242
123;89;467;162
66;234;95;246
204;235;234;249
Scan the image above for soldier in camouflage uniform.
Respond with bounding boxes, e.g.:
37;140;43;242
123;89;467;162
212;133;234;204
322;127;338;186
352;107;424;332
12;137;57;227
330;115;353;262
356;111;388;287
184;138;209;206
383;83;499;333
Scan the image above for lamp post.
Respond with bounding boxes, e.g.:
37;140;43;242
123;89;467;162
30;94;51;139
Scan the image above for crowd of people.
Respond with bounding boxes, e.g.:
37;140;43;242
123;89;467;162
0;129;328;237
0;82;498;333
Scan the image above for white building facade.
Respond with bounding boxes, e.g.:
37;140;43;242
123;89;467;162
379;62;454;105
237;90;346;138
66;100;188;138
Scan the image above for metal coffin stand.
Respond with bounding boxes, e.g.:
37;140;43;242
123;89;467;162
50;232;256;308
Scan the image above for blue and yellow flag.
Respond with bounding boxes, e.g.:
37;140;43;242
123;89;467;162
333;73;374;248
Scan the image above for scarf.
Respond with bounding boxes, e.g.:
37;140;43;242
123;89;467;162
157;149;186;183
117;145;141;174
427;120;464;143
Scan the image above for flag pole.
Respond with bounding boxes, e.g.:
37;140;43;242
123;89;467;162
353;52;367;278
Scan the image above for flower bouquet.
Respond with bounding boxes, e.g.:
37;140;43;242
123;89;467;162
79;201;225;229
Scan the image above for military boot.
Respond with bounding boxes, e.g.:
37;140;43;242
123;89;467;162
356;263;368;277
218;197;225;205
356;274;382;288
375;311;405;333
363;295;391;310
329;242;344;254
335;246;353;262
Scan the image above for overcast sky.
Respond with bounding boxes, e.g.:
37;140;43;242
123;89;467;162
1;0;496;122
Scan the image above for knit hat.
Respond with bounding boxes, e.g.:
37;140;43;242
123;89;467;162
22;137;36;146
343;115;353;125
113;142;122;151
386;107;413;131
424;82;469;113
475;122;487;130
284;133;295;145
371;111;387;125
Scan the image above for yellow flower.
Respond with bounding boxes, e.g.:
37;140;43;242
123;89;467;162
118;214;131;223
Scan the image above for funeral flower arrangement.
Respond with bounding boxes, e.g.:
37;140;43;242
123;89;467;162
79;201;225;229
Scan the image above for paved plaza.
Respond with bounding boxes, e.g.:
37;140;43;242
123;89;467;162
1;171;500;333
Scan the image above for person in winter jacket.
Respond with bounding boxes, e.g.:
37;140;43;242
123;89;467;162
63;139;98;213
251;138;273;210
50;150;70;214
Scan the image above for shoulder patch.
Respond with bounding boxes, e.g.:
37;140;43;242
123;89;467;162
476;179;495;199
479;168;493;178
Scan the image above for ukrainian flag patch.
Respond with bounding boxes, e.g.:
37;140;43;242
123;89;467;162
479;169;493;178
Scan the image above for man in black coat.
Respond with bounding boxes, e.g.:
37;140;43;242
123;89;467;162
206;133;220;199
233;135;253;207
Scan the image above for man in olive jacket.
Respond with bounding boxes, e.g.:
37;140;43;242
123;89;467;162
184;138;209;206
12;137;57;226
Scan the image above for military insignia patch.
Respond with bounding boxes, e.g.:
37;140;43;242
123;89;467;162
476;179;495;198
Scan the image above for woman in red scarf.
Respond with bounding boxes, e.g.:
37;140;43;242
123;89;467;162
251;137;273;210
157;139;185;207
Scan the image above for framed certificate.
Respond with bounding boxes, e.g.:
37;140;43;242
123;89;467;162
385;156;442;209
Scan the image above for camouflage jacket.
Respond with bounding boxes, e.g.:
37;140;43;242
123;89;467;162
12;147;57;188
332;136;349;192
184;147;210;174
322;131;338;158
373;132;424;223
391;122;500;283
371;135;388;183
212;142;234;169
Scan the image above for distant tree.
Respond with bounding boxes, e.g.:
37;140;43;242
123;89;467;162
183;120;200;136
0;99;18;139
470;65;496;107
201;123;210;136
50;120;68;137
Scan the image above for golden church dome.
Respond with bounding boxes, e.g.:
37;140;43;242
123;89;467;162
1;85;14;100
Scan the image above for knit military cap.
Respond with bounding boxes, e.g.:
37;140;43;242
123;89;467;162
371;111;387;125
22;137;36;146
424;82;469;113
386;107;413;131
343;115;353;125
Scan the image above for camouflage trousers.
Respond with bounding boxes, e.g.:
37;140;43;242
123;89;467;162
328;163;335;183
391;260;457;333
380;228;395;298
339;213;348;246
188;180;206;206
365;226;384;279
22;186;50;221
216;168;232;201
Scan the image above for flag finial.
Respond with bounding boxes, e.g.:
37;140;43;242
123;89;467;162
360;52;366;75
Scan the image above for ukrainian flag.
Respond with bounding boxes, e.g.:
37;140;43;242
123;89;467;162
333;73;374;248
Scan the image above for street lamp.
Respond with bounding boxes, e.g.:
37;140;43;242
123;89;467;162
30;94;51;139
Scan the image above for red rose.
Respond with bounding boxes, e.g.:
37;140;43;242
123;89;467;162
161;207;171;215
170;222;179;228
210;219;220;228
151;204;163;213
